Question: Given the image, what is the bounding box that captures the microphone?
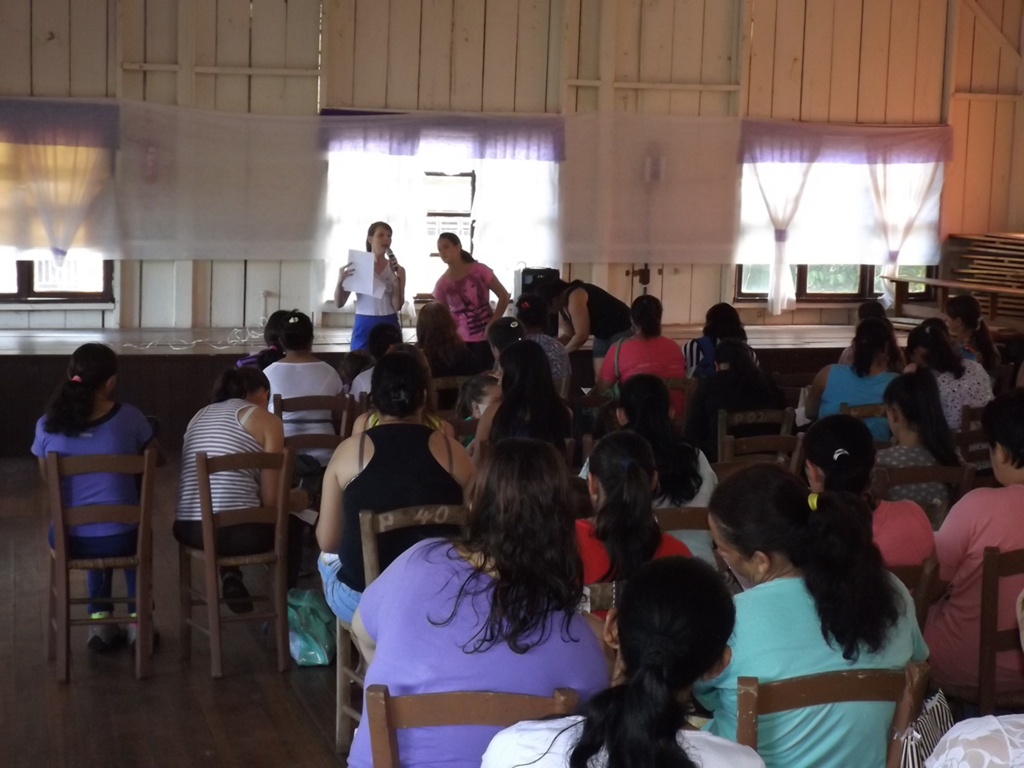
[386,247,399,271]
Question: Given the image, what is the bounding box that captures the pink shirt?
[432,262,495,343]
[925,485,1024,690]
[872,499,935,568]
[598,336,687,412]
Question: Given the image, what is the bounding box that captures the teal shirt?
[694,576,927,768]
[819,364,899,441]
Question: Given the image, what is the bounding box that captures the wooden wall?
[1,0,1022,329]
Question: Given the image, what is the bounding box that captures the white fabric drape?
[750,161,815,314]
[869,161,942,307]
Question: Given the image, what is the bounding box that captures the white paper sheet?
[341,249,375,296]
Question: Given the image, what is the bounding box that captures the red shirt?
[872,499,935,568]
[576,518,691,585]
[598,336,687,413]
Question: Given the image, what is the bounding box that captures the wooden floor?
[0,457,343,768]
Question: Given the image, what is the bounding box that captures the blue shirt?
[32,403,154,538]
[695,576,927,768]
[819,364,898,441]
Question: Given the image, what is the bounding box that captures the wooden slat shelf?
[945,236,1024,321]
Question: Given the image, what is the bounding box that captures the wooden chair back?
[978,547,1024,714]
[878,464,976,507]
[992,363,1015,396]
[772,371,816,409]
[359,505,470,587]
[654,506,710,532]
[736,662,930,768]
[719,433,806,475]
[273,392,356,439]
[584,581,621,613]
[447,417,479,440]
[717,408,795,457]
[366,685,579,768]
[888,555,939,630]
[840,402,889,420]
[433,376,471,411]
[957,404,989,466]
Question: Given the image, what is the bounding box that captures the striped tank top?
[176,399,263,521]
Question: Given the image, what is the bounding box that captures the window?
[0,258,114,302]
[425,171,475,251]
[736,263,934,302]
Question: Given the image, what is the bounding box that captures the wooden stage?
[0,325,879,457]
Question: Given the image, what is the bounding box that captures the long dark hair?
[947,294,999,371]
[211,366,270,403]
[630,295,662,338]
[437,438,582,653]
[618,375,703,505]
[438,231,475,264]
[703,302,747,343]
[709,464,901,661]
[515,292,548,331]
[365,220,392,251]
[715,338,760,376]
[589,432,661,582]
[883,370,960,467]
[416,301,467,372]
[570,557,735,768]
[851,318,897,377]
[44,343,119,436]
[253,309,289,369]
[371,351,428,418]
[805,414,877,497]
[490,340,570,447]
[907,319,965,378]
[280,309,314,351]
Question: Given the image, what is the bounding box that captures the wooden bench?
[882,275,1024,322]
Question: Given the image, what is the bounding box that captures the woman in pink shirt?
[925,391,1024,693]
[593,295,686,413]
[804,415,934,569]
[432,233,511,352]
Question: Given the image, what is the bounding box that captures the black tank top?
[560,281,632,340]
[338,423,464,591]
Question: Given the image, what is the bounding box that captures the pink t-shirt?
[432,262,495,343]
[872,499,935,568]
[925,485,1024,690]
[598,336,686,412]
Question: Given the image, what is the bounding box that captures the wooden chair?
[889,555,940,630]
[719,433,806,475]
[366,685,578,768]
[942,547,1024,715]
[736,662,930,768]
[840,402,889,420]
[433,375,471,411]
[876,464,976,527]
[273,392,356,440]
[956,404,989,466]
[992,363,1015,396]
[335,504,471,753]
[772,371,816,409]
[178,449,294,679]
[654,506,710,532]
[716,407,795,460]
[583,581,621,613]
[46,448,158,682]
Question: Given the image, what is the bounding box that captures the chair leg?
[178,545,192,662]
[336,619,355,754]
[274,559,289,674]
[55,568,70,683]
[135,563,152,680]
[46,554,56,662]
[205,559,223,679]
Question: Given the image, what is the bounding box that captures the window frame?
[0,260,115,304]
[424,170,476,252]
[734,264,937,304]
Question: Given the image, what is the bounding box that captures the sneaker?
[87,614,125,651]
[221,572,254,614]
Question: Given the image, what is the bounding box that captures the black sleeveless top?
[560,281,632,340]
[338,423,464,591]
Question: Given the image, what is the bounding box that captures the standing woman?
[335,221,406,353]
[539,279,633,376]
[432,233,510,361]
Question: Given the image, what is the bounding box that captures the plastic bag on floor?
[287,589,337,666]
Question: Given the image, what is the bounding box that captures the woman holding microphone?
[335,221,407,352]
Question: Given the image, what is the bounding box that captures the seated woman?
[925,391,1024,695]
[805,414,934,568]
[175,367,308,607]
[684,302,756,378]
[579,432,691,594]
[926,714,1024,765]
[683,339,787,462]
[236,308,288,370]
[906,318,993,430]
[482,557,765,768]
[316,352,474,624]
[474,340,572,458]
[880,369,962,520]
[837,300,905,371]
[349,322,403,402]
[806,318,900,441]
[454,373,499,448]
[264,310,343,468]
[486,317,524,363]
[33,343,160,649]
[696,464,927,768]
[946,294,1000,372]
[593,295,686,412]
[346,438,609,768]
[515,293,571,394]
[415,301,485,382]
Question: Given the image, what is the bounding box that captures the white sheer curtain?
[869,161,942,307]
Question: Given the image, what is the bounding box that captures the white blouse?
[354,265,398,317]
[926,715,1024,767]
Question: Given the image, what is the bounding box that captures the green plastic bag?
[287,589,337,666]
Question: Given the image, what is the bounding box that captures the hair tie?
[833,448,850,461]
[288,316,300,324]
[70,375,82,383]
[808,493,819,511]
[520,301,530,308]
[510,320,519,328]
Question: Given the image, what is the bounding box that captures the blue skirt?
[351,313,400,352]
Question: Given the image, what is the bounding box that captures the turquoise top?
[694,576,927,768]
[819,364,898,441]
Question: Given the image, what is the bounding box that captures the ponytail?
[44,343,118,436]
[851,318,894,377]
[439,231,474,263]
[947,294,1000,371]
[589,432,661,581]
[884,370,960,467]
[973,319,1000,371]
[804,414,876,497]
[211,366,270,403]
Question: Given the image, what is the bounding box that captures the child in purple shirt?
[32,344,156,650]
[348,439,609,768]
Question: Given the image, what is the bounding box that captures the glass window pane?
[874,265,927,294]
[806,264,861,294]
[0,259,16,293]
[740,264,798,295]
[33,258,105,293]
[423,174,473,214]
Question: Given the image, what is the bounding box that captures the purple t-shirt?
[349,539,609,768]
[32,403,154,538]
[433,262,495,343]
